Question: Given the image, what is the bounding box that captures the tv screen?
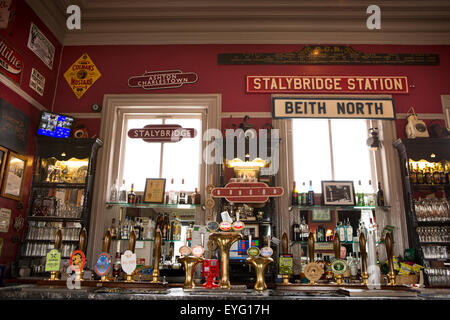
[38,111,74,138]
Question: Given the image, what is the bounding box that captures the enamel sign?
[128,70,198,90]
[63,53,101,99]
[0,36,23,85]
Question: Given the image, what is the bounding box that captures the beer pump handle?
[79,228,87,253]
[103,228,111,253]
[359,232,368,274]
[308,232,315,262]
[281,232,288,256]
[129,229,136,252]
[54,227,62,250]
[385,231,396,284]
[333,232,341,259]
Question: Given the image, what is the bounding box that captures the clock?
[406,113,429,138]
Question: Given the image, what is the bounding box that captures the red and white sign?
[128,124,197,143]
[0,36,23,85]
[121,250,137,275]
[128,69,198,90]
[211,182,284,203]
[69,250,86,273]
[247,75,409,94]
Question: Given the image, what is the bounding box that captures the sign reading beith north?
[273,97,395,120]
[248,76,408,94]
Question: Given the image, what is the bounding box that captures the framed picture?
[143,178,166,203]
[0,146,7,190]
[1,152,27,201]
[311,209,332,222]
[243,223,259,238]
[321,180,356,206]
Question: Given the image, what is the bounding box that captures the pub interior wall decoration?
[0,98,30,155]
[27,22,55,70]
[63,53,102,99]
[1,151,27,201]
[0,145,7,189]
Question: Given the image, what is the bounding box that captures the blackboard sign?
[0,98,29,154]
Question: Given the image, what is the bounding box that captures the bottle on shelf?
[110,179,118,202]
[366,180,376,206]
[432,163,441,184]
[118,179,127,203]
[179,179,186,204]
[300,182,307,206]
[346,218,353,244]
[291,181,298,206]
[292,216,300,242]
[168,178,176,204]
[424,164,433,184]
[307,180,315,206]
[356,180,365,206]
[376,182,385,207]
[113,250,121,279]
[134,218,141,240]
[300,216,309,242]
[316,225,325,242]
[417,164,424,184]
[439,163,447,185]
[191,187,201,204]
[110,218,117,240]
[127,183,136,204]
[409,163,417,184]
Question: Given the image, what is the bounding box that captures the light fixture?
[366,128,381,151]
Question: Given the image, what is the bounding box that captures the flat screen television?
[37,111,74,138]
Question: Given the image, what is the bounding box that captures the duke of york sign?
[128,69,198,90]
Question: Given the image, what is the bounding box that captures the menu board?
[0,98,29,154]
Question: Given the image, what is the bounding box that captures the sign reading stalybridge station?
[247,76,408,94]
[272,97,396,120]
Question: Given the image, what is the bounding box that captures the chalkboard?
[0,98,29,154]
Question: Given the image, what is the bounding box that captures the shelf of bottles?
[105,202,200,210]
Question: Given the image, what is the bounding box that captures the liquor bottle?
[346,218,353,244]
[366,180,376,206]
[416,164,424,184]
[113,251,121,279]
[349,253,359,280]
[110,218,117,240]
[316,225,325,242]
[433,164,441,184]
[425,164,433,184]
[339,221,346,244]
[357,180,365,206]
[300,182,307,206]
[291,181,298,206]
[110,179,118,202]
[191,188,201,204]
[179,179,186,204]
[119,179,127,202]
[446,163,450,185]
[301,216,309,242]
[409,163,417,184]
[134,218,141,240]
[292,217,300,242]
[169,178,176,204]
[127,183,136,204]
[439,163,446,185]
[376,182,385,207]
[307,180,315,206]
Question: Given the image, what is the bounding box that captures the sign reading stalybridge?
[128,124,197,143]
[128,70,198,90]
[248,76,408,94]
[273,97,396,120]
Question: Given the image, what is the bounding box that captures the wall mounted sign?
[127,69,198,90]
[70,250,86,273]
[27,23,55,70]
[247,76,408,94]
[45,249,61,272]
[0,0,12,29]
[29,68,45,96]
[0,36,23,85]
[219,45,439,65]
[94,252,111,277]
[0,208,11,233]
[211,182,284,204]
[63,53,102,99]
[0,98,29,154]
[128,124,197,143]
[273,97,395,120]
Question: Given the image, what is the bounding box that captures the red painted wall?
[0,0,62,269]
[52,44,450,138]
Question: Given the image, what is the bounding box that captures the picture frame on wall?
[311,209,332,222]
[321,180,356,206]
[143,178,166,203]
[243,223,259,238]
[0,146,7,190]
[1,152,27,201]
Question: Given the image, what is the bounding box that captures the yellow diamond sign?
[64,53,101,99]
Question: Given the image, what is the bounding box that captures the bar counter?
[1,283,449,300]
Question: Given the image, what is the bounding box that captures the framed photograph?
[311,209,332,222]
[1,152,27,201]
[143,178,166,203]
[243,223,259,238]
[321,180,356,206]
[0,146,7,190]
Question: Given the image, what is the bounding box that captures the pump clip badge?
[94,252,111,277]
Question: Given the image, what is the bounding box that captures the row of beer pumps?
[46,215,396,289]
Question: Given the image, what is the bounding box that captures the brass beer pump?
[100,228,112,282]
[151,229,162,283]
[178,233,205,289]
[75,228,87,282]
[385,232,396,286]
[359,232,369,285]
[125,230,136,282]
[48,227,62,281]
[209,231,243,289]
[246,255,273,291]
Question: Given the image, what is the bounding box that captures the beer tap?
[151,229,162,283]
[359,232,369,285]
[48,227,62,281]
[178,233,205,289]
[280,232,291,285]
[332,232,347,285]
[385,232,396,285]
[308,232,315,263]
[77,228,87,281]
[100,228,111,282]
[303,232,323,285]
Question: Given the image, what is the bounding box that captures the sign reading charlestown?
[247,76,408,94]
[128,124,197,143]
[128,70,198,90]
[0,36,23,85]
[272,97,396,120]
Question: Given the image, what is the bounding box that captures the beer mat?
[338,288,417,297]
